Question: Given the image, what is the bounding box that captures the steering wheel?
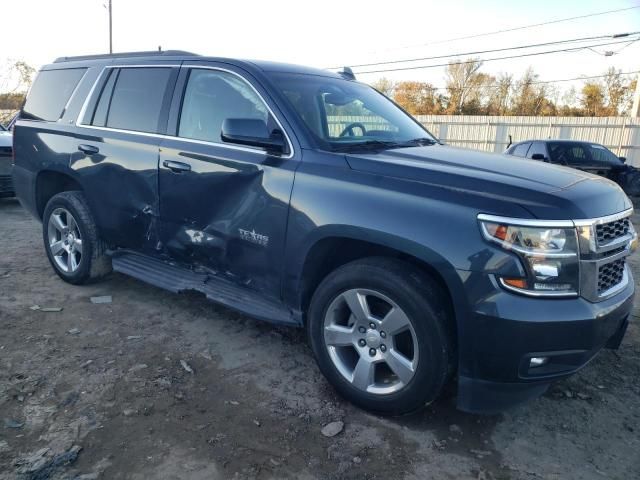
[339,122,367,138]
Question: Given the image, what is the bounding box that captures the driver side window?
[179,69,270,144]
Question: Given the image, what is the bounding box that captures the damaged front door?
[158,65,299,298]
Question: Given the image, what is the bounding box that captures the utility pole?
[632,71,640,117]
[108,0,113,54]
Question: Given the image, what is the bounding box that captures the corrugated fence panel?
[416,115,640,166]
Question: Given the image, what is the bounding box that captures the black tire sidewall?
[308,258,450,415]
[42,192,94,285]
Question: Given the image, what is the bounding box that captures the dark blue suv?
[12,51,637,414]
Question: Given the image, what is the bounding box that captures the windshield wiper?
[397,137,438,147]
[330,140,400,152]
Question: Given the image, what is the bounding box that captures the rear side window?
[510,143,531,157]
[22,68,86,121]
[94,67,173,133]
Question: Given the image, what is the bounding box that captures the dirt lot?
[1,197,639,480]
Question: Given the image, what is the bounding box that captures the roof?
[51,50,342,78]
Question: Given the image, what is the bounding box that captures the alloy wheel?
[47,207,83,273]
[323,288,419,395]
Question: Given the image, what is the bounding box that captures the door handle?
[163,160,192,173]
[78,144,99,155]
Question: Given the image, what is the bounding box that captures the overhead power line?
[360,5,640,56]
[327,32,639,70]
[422,71,640,92]
[354,38,640,75]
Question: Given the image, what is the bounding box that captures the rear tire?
[308,257,452,416]
[42,191,112,285]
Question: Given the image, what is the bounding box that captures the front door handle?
[163,160,192,173]
[78,144,99,155]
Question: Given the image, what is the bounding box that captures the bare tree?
[444,58,485,114]
[370,77,396,98]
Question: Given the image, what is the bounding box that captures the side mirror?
[221,118,286,155]
[531,153,546,161]
[619,156,627,164]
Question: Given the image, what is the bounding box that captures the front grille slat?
[597,258,625,294]
[596,218,630,245]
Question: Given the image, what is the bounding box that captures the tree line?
[371,59,637,117]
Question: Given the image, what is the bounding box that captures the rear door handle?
[163,160,192,173]
[78,144,99,155]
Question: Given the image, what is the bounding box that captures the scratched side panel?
[158,139,297,297]
[70,129,161,251]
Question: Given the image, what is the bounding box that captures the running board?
[111,251,298,326]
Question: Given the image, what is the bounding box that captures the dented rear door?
[157,63,300,298]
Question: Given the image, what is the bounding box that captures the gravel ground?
[1,196,639,480]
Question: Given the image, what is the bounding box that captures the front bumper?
[456,269,634,414]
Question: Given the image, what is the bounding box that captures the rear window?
[100,68,173,133]
[22,68,86,121]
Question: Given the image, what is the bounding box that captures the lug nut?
[358,339,366,347]
[380,331,386,338]
[380,344,387,352]
[369,322,376,329]
[358,326,366,334]
[369,348,376,357]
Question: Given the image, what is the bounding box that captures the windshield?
[269,73,436,151]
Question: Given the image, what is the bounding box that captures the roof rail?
[53,50,199,63]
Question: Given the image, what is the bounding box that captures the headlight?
[479,217,579,297]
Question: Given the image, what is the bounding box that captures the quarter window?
[178,69,270,145]
[511,143,531,157]
[98,67,173,133]
[22,68,87,121]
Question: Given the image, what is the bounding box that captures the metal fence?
[416,115,640,166]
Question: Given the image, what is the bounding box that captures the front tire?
[42,191,112,285]
[308,257,452,415]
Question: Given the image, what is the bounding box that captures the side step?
[111,251,298,326]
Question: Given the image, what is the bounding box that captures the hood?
[345,144,631,220]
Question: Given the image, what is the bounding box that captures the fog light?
[529,356,549,367]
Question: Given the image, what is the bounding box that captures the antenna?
[338,66,356,80]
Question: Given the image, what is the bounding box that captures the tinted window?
[91,69,118,127]
[526,142,547,160]
[587,144,622,166]
[548,143,588,166]
[179,69,269,144]
[22,68,86,121]
[106,68,172,133]
[511,143,531,157]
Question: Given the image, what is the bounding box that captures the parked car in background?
[505,140,640,196]
[0,122,14,197]
[12,51,637,415]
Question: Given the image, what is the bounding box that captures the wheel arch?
[35,169,83,219]
[294,229,467,352]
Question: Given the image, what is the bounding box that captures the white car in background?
[0,122,14,197]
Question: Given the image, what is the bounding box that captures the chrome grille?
[597,258,626,294]
[596,218,630,245]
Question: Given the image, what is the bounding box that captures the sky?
[1,0,639,95]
